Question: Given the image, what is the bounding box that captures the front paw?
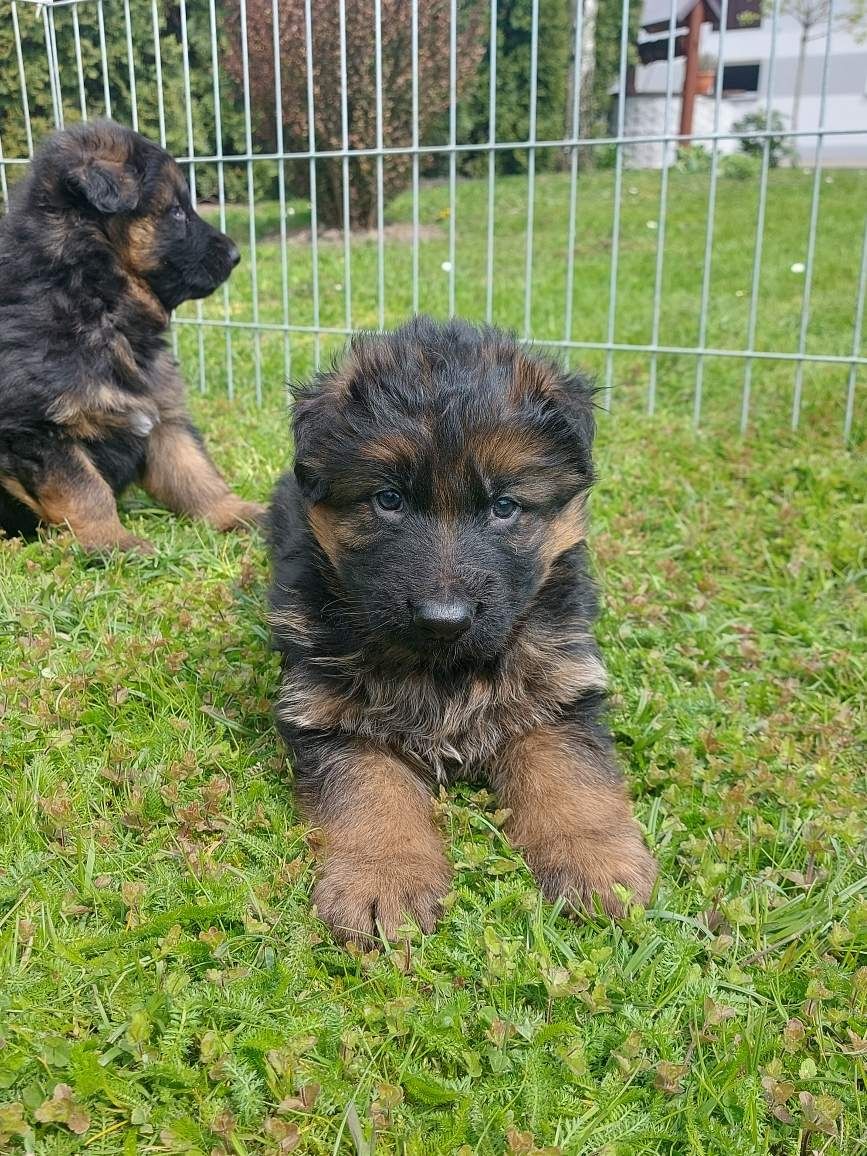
[312,850,451,945]
[524,829,657,917]
[208,498,267,532]
[77,531,156,555]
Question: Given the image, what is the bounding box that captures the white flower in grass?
[441,260,453,273]
[646,220,658,230]
[790,262,805,274]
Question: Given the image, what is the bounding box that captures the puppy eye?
[491,496,520,520]
[170,203,186,221]
[374,489,404,514]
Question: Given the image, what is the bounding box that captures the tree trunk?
[792,22,808,135]
[578,0,597,163]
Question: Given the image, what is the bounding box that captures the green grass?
[185,166,867,440]
[1,168,866,1154]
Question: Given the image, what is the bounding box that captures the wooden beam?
[679,0,704,140]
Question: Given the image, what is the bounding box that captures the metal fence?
[1,0,864,439]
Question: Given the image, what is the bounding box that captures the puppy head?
[292,317,596,667]
[30,120,240,311]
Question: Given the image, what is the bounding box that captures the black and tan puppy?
[0,120,264,551]
[269,317,657,944]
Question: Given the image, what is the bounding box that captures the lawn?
[1,167,866,1155]
[180,165,867,439]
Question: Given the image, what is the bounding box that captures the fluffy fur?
[0,120,264,551]
[269,317,656,944]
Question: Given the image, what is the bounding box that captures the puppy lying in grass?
[269,317,656,944]
[0,120,264,551]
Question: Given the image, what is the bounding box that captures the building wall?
[623,93,741,167]
[634,1,867,165]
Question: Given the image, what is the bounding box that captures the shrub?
[222,0,485,229]
[733,109,795,168]
[0,0,252,202]
[720,152,762,180]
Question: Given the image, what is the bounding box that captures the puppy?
[0,120,264,551]
[269,317,657,944]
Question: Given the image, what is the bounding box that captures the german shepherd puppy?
[0,120,264,551]
[269,317,657,944]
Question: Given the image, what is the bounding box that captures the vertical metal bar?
[563,0,583,345]
[238,0,264,399]
[374,0,385,330]
[304,0,321,367]
[96,0,112,119]
[151,0,167,147]
[844,218,867,444]
[11,2,34,156]
[522,0,540,339]
[43,5,62,129]
[447,0,457,317]
[410,0,420,316]
[485,0,498,324]
[207,0,235,399]
[693,0,728,427]
[741,0,780,434]
[179,0,206,394]
[792,0,835,431]
[271,0,292,379]
[646,0,678,415]
[603,0,631,406]
[338,0,353,329]
[123,0,139,132]
[71,3,88,121]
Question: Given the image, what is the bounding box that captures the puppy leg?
[492,726,656,916]
[141,421,265,531]
[3,445,152,553]
[297,741,451,945]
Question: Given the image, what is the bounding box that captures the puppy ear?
[65,159,140,214]
[293,459,328,503]
[560,371,597,450]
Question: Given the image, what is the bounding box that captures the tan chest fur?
[277,627,607,783]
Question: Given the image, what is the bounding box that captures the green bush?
[459,0,572,177]
[674,144,711,173]
[720,151,762,180]
[0,0,254,202]
[733,109,795,168]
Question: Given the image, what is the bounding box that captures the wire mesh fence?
[1,0,864,439]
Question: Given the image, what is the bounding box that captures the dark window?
[723,63,760,93]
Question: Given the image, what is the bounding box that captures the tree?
[782,0,831,133]
[223,0,485,228]
[461,0,573,176]
[586,0,642,141]
[0,0,250,201]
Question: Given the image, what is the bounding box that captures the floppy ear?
[291,390,330,503]
[293,459,328,503]
[560,371,597,451]
[65,159,140,214]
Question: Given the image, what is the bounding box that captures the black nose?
[412,599,474,641]
[227,242,241,269]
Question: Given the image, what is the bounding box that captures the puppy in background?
[0,120,264,552]
[269,317,656,945]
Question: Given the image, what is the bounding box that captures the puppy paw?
[312,851,451,945]
[78,532,156,555]
[525,829,656,917]
[207,498,267,532]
